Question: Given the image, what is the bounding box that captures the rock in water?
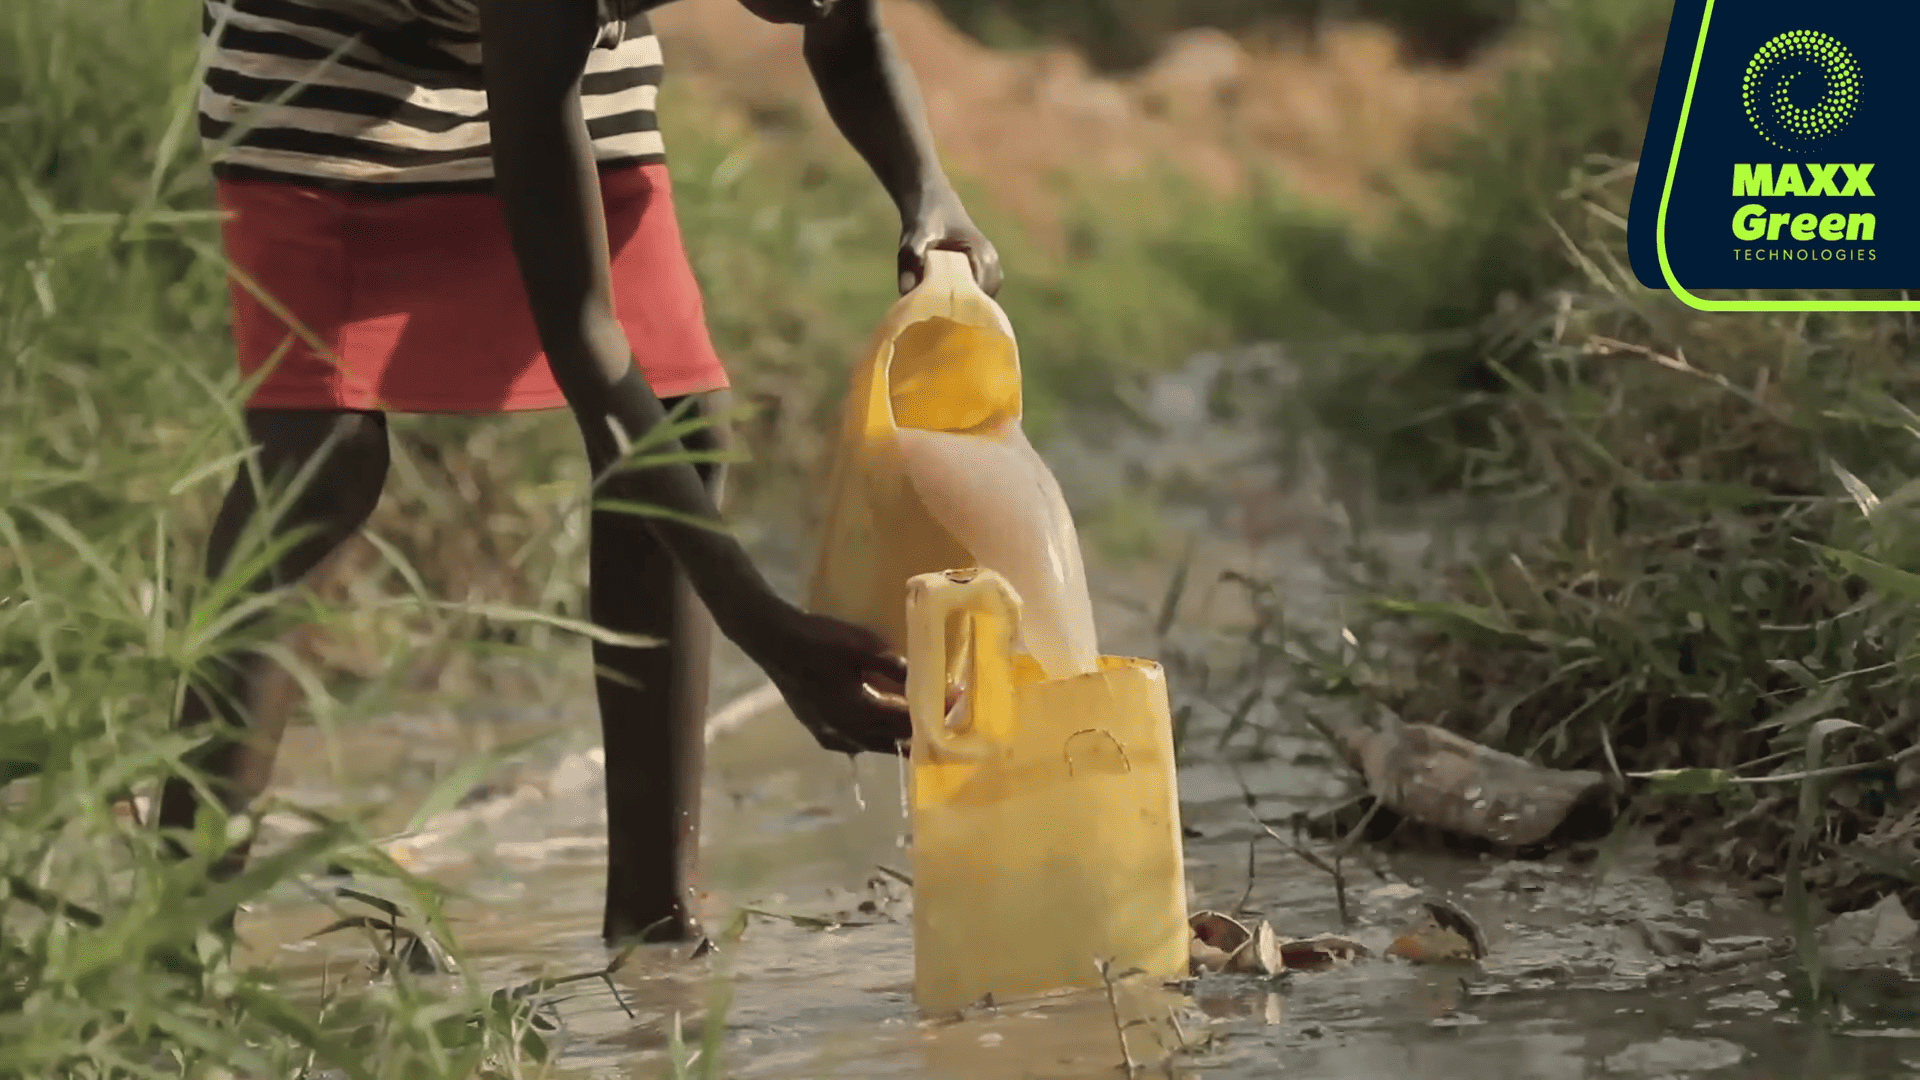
[1334,715,1611,847]
[1820,892,1918,971]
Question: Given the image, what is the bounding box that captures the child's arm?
[476,0,910,755]
[795,0,1002,295]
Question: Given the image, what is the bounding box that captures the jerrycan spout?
[817,246,1099,678]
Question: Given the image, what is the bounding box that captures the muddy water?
[252,710,1920,1080]
[248,348,1920,1079]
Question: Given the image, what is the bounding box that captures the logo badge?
[1628,2,1919,311]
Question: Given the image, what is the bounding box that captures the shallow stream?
[243,349,1920,1079]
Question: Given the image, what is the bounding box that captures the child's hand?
[733,601,913,755]
[900,190,1002,297]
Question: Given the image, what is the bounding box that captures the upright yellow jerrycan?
[903,567,1191,1014]
[807,249,1097,679]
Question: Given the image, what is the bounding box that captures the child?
[163,0,1001,945]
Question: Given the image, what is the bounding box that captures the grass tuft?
[1179,0,1920,917]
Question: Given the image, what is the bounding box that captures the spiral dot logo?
[1743,31,1862,152]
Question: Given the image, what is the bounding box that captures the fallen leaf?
[1423,898,1489,957]
[1189,910,1250,954]
[1276,934,1370,971]
[1187,910,1284,977]
[1386,899,1488,964]
[1227,919,1284,977]
[1390,914,1474,957]
[1189,936,1235,974]
[1387,928,1472,963]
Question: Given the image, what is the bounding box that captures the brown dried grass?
[651,1,1517,237]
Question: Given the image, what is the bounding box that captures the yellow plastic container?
[806,249,1097,679]
[904,568,1191,1014]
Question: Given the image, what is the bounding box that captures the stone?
[1821,892,1919,971]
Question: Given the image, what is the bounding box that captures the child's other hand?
[899,191,1002,297]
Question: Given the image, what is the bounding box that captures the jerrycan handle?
[917,247,981,297]
[904,568,1021,764]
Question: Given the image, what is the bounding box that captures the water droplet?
[848,754,866,812]
[897,744,911,819]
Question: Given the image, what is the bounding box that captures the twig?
[1245,815,1334,875]
[601,971,635,1020]
[1095,957,1140,1076]
[1630,741,1920,787]
[1586,335,1787,420]
[1235,839,1257,916]
[1323,795,1398,889]
[1245,805,1349,926]
[1330,854,1349,928]
[1235,770,1370,928]
[1336,799,1384,853]
[1597,716,1625,786]
[1330,852,1354,929]
[1165,1005,1195,1075]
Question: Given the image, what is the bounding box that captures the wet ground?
[246,707,1920,1080]
[243,349,1920,1079]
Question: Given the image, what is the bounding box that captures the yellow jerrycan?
[806,249,1097,678]
[903,567,1191,1014]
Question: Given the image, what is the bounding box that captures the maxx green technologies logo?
[1741,30,1862,152]
[1626,0,1920,313]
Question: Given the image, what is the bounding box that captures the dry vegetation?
[654,0,1514,234]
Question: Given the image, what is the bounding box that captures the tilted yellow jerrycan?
[807,249,1097,678]
[904,567,1191,1014]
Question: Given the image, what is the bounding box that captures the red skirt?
[216,163,729,414]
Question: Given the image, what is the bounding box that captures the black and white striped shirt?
[200,0,668,194]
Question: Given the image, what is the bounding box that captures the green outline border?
[1655,0,1917,310]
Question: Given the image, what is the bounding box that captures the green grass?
[1184,0,1920,917]
[0,1,722,1066]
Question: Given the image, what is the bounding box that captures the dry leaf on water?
[1276,934,1371,971]
[1243,919,1283,977]
[1386,899,1488,964]
[1191,912,1382,975]
[1187,911,1284,977]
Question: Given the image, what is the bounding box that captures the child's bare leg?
[587,392,728,944]
[157,409,390,878]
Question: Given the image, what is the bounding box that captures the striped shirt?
[199,0,667,195]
